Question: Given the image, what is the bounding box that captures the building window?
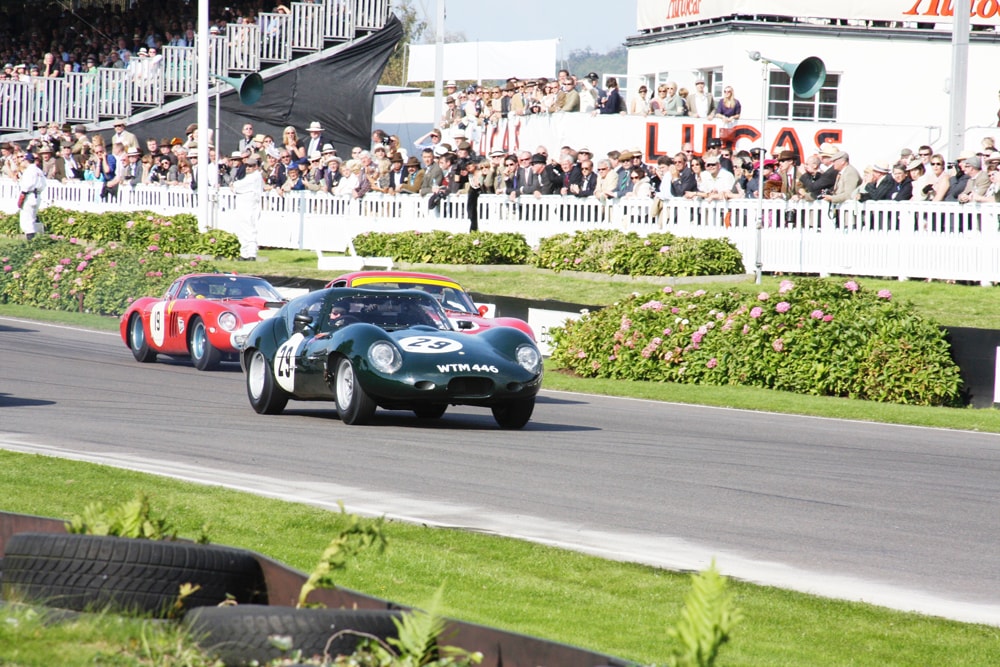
[766,71,839,122]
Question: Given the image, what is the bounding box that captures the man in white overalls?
[18,152,46,240]
[231,155,263,261]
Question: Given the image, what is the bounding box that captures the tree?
[379,0,428,86]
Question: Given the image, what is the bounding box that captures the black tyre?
[334,357,376,425]
[413,404,447,419]
[246,349,288,414]
[491,398,535,429]
[183,605,403,667]
[189,316,222,371]
[128,313,157,363]
[0,533,267,617]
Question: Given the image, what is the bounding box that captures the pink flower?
[659,245,670,253]
[749,306,763,318]
[778,279,795,294]
[54,265,64,273]
[844,280,859,292]
[772,338,785,352]
[662,286,673,293]
[641,300,664,311]
[76,262,87,272]
[877,289,892,300]
[50,293,60,300]
[742,324,750,335]
[706,358,718,369]
[147,245,159,252]
[573,258,582,264]
[2,265,11,272]
[69,237,79,244]
[643,239,651,246]
[109,261,117,268]
[822,314,834,322]
[671,306,680,314]
[757,292,770,301]
[67,217,75,224]
[662,327,672,335]
[472,238,481,246]
[60,258,72,265]
[691,331,704,344]
[126,220,135,228]
[619,316,632,331]
[775,301,791,313]
[693,289,706,297]
[209,238,217,244]
[810,309,824,319]
[575,350,586,359]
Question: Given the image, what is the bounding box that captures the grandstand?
[0,0,400,154]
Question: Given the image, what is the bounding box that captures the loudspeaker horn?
[771,56,826,99]
[215,73,264,105]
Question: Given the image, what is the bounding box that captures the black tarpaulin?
[128,15,403,157]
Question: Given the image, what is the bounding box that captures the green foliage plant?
[661,561,741,667]
[298,504,389,608]
[352,231,531,265]
[65,492,180,540]
[533,230,745,277]
[1,207,240,259]
[331,586,483,667]
[0,236,219,316]
[550,278,963,406]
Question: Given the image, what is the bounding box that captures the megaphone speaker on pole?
[749,53,826,99]
[214,73,264,105]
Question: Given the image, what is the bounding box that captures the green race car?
[240,287,543,429]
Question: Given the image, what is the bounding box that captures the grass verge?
[1,451,998,666]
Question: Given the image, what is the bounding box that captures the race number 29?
[397,336,464,354]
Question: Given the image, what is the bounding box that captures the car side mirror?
[457,320,474,330]
[478,305,489,317]
[293,311,314,333]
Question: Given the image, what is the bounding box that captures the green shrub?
[352,230,531,264]
[0,237,218,316]
[2,208,240,259]
[534,230,745,277]
[550,278,963,407]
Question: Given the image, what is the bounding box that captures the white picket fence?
[3,180,999,284]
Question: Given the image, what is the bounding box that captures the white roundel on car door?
[150,302,168,347]
[397,336,464,354]
[274,333,306,392]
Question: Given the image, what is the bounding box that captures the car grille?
[447,376,494,397]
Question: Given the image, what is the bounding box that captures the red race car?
[120,273,286,370]
[325,271,534,339]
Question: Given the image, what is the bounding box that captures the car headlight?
[515,344,542,375]
[217,311,239,332]
[369,341,402,374]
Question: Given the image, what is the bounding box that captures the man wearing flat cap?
[820,151,861,204]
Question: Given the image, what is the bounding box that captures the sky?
[411,0,638,56]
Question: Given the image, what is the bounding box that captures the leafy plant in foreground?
[64,491,209,542]
[661,561,742,667]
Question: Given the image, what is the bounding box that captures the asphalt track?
[2,316,999,626]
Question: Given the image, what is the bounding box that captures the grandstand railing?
[0,0,390,132]
[2,180,998,284]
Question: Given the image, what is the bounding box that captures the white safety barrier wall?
[290,3,325,51]
[96,68,131,119]
[65,72,99,123]
[3,181,1000,284]
[354,0,389,30]
[324,0,356,41]
[0,82,33,132]
[227,23,262,74]
[163,46,196,96]
[129,59,165,107]
[259,13,292,63]
[29,78,68,128]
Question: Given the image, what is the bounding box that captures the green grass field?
[2,247,999,664]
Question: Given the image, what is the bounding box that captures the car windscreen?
[351,280,478,314]
[185,275,284,301]
[321,292,451,332]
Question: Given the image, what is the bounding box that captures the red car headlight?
[217,311,239,332]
